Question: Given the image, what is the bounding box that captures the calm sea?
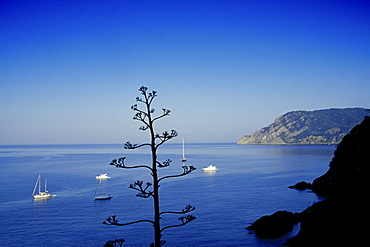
[0,143,335,246]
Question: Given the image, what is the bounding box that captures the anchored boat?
[96,173,111,179]
[94,195,113,200]
[32,174,54,199]
[94,179,112,200]
[202,164,218,171]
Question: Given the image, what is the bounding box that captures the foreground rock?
[311,116,370,199]
[285,116,370,246]
[284,199,367,246]
[288,181,312,190]
[237,108,370,144]
[247,116,370,246]
[246,211,300,239]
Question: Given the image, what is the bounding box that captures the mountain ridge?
[237,108,370,145]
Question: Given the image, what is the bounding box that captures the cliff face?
[247,117,370,246]
[311,115,370,199]
[284,116,370,246]
[238,108,370,145]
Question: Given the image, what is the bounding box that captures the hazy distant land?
[238,108,370,145]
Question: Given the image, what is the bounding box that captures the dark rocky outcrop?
[284,199,367,247]
[238,108,370,145]
[247,116,370,246]
[288,181,312,190]
[311,116,370,199]
[246,211,300,239]
[284,116,370,246]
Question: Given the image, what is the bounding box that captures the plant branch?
[159,204,196,216]
[137,86,157,106]
[103,215,154,226]
[131,109,151,131]
[148,92,156,105]
[158,165,196,182]
[152,108,171,122]
[124,142,151,150]
[131,104,147,115]
[157,159,172,168]
[104,238,126,247]
[160,215,196,233]
[129,180,154,198]
[155,130,178,149]
[110,157,152,171]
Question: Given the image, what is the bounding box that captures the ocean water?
[0,143,335,246]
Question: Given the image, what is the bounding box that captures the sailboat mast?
[38,176,41,194]
[32,174,40,195]
[182,138,187,162]
[182,138,185,159]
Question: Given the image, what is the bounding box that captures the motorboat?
[96,173,111,179]
[202,164,218,171]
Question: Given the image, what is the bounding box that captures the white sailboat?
[94,180,112,200]
[181,138,187,162]
[32,174,53,199]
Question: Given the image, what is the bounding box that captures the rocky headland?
[246,116,370,246]
[238,108,370,145]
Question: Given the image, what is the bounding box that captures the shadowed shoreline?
[247,116,370,246]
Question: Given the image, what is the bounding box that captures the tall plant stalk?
[104,86,196,246]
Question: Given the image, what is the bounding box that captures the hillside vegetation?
[238,108,370,145]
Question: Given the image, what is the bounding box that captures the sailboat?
[32,174,53,199]
[94,180,112,200]
[181,138,187,162]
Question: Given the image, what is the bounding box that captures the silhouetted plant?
[104,238,125,247]
[104,86,196,246]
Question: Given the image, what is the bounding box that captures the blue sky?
[1,0,369,144]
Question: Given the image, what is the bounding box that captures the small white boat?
[32,174,54,199]
[96,173,111,179]
[202,164,218,171]
[94,195,113,200]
